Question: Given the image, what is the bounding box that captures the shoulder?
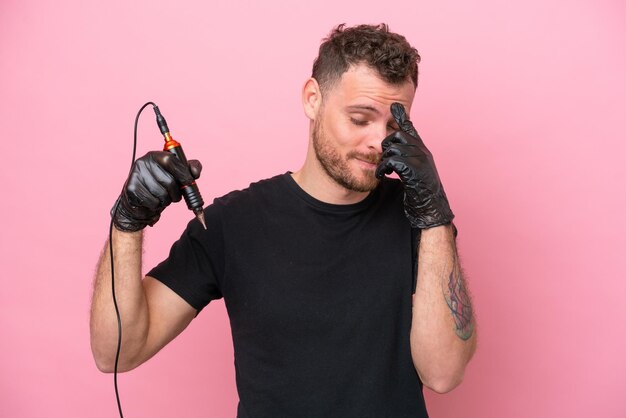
[213,173,288,209]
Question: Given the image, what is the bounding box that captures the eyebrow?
[346,105,382,114]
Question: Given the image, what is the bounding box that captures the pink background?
[1,0,624,417]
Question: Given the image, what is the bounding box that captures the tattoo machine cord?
[109,102,206,418]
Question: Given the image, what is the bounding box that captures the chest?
[219,205,416,339]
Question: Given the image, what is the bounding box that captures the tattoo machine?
[153,105,207,229]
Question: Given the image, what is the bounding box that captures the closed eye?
[350,118,368,126]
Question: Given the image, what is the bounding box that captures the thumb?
[390,102,418,137]
[188,159,202,180]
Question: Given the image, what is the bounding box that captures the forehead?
[324,64,415,113]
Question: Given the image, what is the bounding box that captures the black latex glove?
[111,151,202,232]
[375,103,454,229]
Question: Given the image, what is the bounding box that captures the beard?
[312,119,381,193]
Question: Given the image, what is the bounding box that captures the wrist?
[112,223,145,236]
[111,196,159,232]
[110,226,144,247]
[417,223,457,253]
[420,222,456,238]
[404,188,454,229]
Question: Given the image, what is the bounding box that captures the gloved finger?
[121,198,161,222]
[125,174,164,210]
[382,147,401,158]
[116,195,162,226]
[134,156,182,204]
[382,143,422,159]
[381,131,410,151]
[188,159,202,180]
[375,158,395,179]
[147,161,183,203]
[377,155,418,185]
[390,103,428,150]
[381,137,390,153]
[151,151,195,186]
[390,103,419,137]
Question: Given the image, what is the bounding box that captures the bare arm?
[410,224,477,393]
[91,148,205,372]
[90,228,196,372]
[376,103,476,393]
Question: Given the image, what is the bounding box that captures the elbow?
[90,338,116,373]
[92,349,118,373]
[91,346,138,374]
[94,357,115,374]
[91,346,115,373]
[415,332,478,394]
[93,355,138,374]
[416,356,471,394]
[421,372,464,394]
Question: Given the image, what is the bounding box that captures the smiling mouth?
[353,158,380,170]
[350,153,381,166]
[358,159,377,165]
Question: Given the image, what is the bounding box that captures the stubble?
[312,119,380,193]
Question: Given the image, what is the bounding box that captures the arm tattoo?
[444,260,474,341]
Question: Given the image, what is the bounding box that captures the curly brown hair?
[312,23,421,93]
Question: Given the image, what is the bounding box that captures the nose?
[364,123,387,154]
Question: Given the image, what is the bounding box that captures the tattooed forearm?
[443,261,474,340]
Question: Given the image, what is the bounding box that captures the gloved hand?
[375,103,454,229]
[111,151,202,232]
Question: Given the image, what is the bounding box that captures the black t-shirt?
[149,173,428,417]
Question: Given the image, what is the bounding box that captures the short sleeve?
[147,203,225,313]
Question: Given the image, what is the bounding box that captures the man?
[91,24,477,417]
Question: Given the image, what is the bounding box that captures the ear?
[302,77,322,120]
